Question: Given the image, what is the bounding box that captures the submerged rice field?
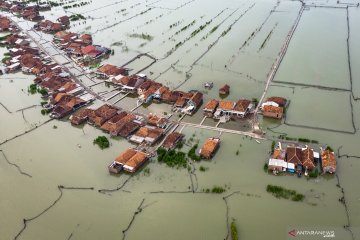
[1,0,360,239]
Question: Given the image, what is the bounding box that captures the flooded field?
[1,0,360,239]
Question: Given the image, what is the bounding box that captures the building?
[109,148,149,173]
[214,100,235,119]
[70,108,94,125]
[262,105,284,119]
[147,114,168,128]
[182,91,203,115]
[161,132,184,150]
[57,16,70,26]
[88,104,118,127]
[321,149,336,174]
[199,137,220,159]
[100,112,127,133]
[268,158,287,172]
[286,146,302,167]
[129,126,164,145]
[219,84,230,95]
[203,99,219,117]
[109,113,136,136]
[232,99,252,118]
[301,147,316,171]
[95,64,127,79]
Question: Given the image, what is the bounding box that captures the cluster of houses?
[203,98,253,120]
[260,96,287,119]
[0,0,49,22]
[93,67,204,115]
[34,16,70,33]
[268,142,337,176]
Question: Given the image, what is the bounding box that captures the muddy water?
[1,0,360,239]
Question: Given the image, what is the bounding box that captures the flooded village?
[1,0,360,239]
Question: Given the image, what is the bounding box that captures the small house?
[57,16,70,26]
[95,64,127,79]
[219,84,230,95]
[203,99,219,117]
[268,158,287,172]
[161,132,184,150]
[70,108,94,125]
[129,126,164,145]
[199,137,220,159]
[301,147,316,171]
[321,149,336,174]
[262,105,284,119]
[232,99,252,118]
[286,146,302,167]
[182,91,203,115]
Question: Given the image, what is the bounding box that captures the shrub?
[93,136,110,149]
[231,220,238,240]
[199,166,208,172]
[271,141,275,153]
[266,184,304,202]
[157,147,187,168]
[211,186,225,193]
[188,144,201,161]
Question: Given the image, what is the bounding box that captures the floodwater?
[1,0,360,239]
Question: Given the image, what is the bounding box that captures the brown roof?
[94,104,118,119]
[124,151,148,169]
[273,148,285,160]
[219,84,230,94]
[266,97,287,107]
[148,114,168,127]
[71,108,93,125]
[109,113,136,136]
[118,121,140,137]
[263,105,283,114]
[218,100,234,110]
[203,99,219,110]
[234,99,251,112]
[189,91,203,106]
[135,127,164,139]
[321,150,336,173]
[302,147,315,170]
[115,148,137,164]
[174,97,186,107]
[286,147,302,166]
[162,132,184,150]
[100,112,127,132]
[200,138,220,159]
[97,64,126,76]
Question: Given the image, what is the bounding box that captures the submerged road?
[255,2,305,114]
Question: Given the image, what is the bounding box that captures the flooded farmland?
[1,0,360,239]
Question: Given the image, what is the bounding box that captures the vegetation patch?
[188,144,201,161]
[93,136,110,149]
[266,184,304,202]
[199,166,208,172]
[128,33,153,41]
[70,14,86,21]
[157,147,187,168]
[231,220,238,240]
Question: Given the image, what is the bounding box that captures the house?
[100,111,127,133]
[161,132,184,150]
[109,148,149,173]
[214,100,235,119]
[129,126,164,145]
[199,137,220,159]
[88,104,118,127]
[109,148,137,174]
[117,121,141,138]
[301,147,316,171]
[182,91,203,115]
[109,113,136,136]
[57,16,70,26]
[95,64,127,79]
[147,114,168,128]
[321,149,336,174]
[50,96,86,119]
[219,84,230,95]
[0,16,11,31]
[153,86,169,102]
[76,34,92,45]
[232,99,252,118]
[268,158,287,172]
[203,99,219,117]
[123,150,149,173]
[262,105,284,119]
[53,31,78,44]
[139,82,163,103]
[81,45,110,61]
[286,146,302,167]
[162,90,191,104]
[70,108,94,125]
[265,96,287,107]
[273,147,286,160]
[112,75,145,92]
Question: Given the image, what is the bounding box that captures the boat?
[204,82,213,89]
